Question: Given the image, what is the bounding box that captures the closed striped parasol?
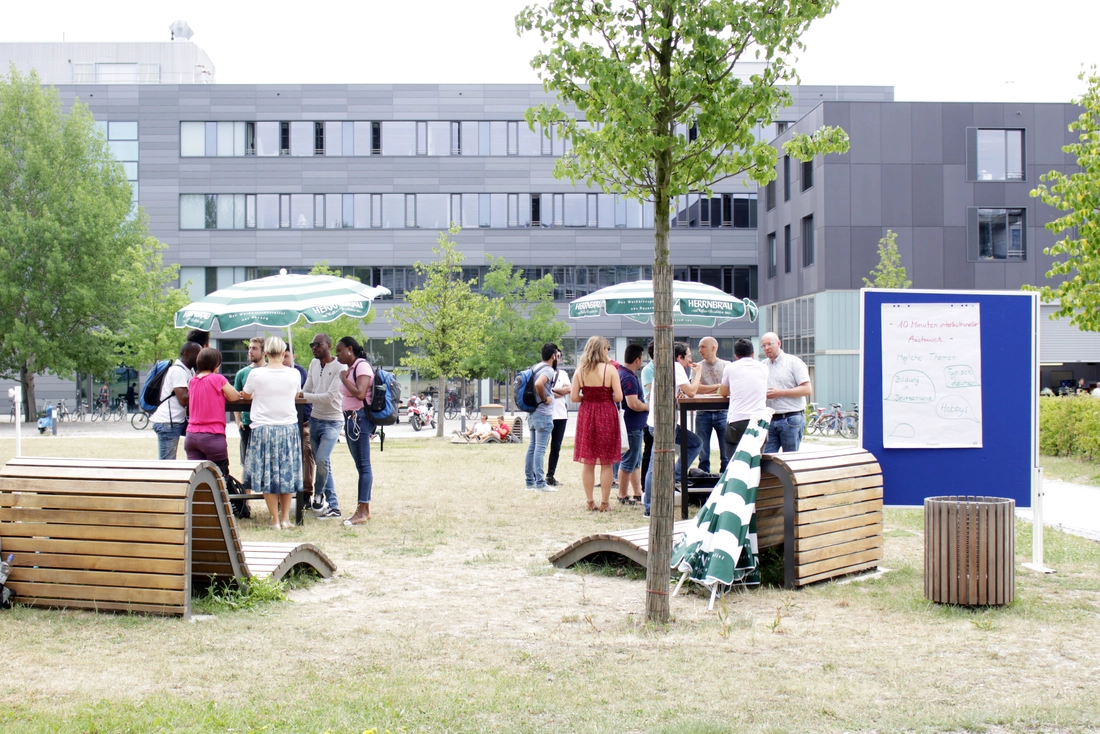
[568,280,757,327]
[174,273,391,332]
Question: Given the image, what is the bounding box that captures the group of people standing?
[149,329,377,529]
[523,332,811,516]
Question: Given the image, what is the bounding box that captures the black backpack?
[224,474,252,520]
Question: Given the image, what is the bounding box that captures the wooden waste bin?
[924,495,1015,606]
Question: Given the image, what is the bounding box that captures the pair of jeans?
[153,421,187,460]
[344,409,373,503]
[643,425,703,514]
[525,412,554,488]
[620,428,644,473]
[546,418,568,479]
[764,412,805,453]
[695,410,729,474]
[310,417,342,511]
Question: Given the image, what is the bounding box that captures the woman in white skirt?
[240,336,303,529]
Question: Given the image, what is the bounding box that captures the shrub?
[1039,395,1100,459]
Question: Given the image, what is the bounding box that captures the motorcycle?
[407,400,436,432]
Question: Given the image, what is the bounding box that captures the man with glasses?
[642,341,703,517]
[299,333,344,519]
[760,332,812,453]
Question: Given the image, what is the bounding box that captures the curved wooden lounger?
[549,521,694,569]
[0,457,337,619]
[241,541,335,581]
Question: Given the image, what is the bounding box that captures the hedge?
[1040,395,1100,459]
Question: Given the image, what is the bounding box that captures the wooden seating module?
[0,458,335,619]
[549,521,694,568]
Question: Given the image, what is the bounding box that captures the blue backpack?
[366,365,401,427]
[138,360,176,412]
[513,365,550,413]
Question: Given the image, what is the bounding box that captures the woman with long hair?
[239,336,302,529]
[336,336,374,525]
[570,335,624,511]
[184,347,240,479]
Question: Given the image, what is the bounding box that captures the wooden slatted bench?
[0,458,336,619]
[550,447,883,589]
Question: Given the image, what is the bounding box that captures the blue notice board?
[860,290,1037,507]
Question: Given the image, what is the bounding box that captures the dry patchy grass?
[0,436,1098,733]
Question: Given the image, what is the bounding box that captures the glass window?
[490,194,507,228]
[217,122,234,157]
[802,159,813,191]
[217,194,235,229]
[371,195,382,227]
[405,194,416,227]
[180,195,205,229]
[382,122,416,156]
[205,122,217,157]
[427,122,450,156]
[121,161,138,180]
[783,155,791,201]
[783,225,791,274]
[108,121,137,140]
[246,195,256,228]
[280,195,290,228]
[256,195,280,229]
[478,194,491,228]
[325,122,343,156]
[234,122,246,156]
[180,122,205,157]
[255,122,280,157]
[553,194,565,226]
[204,195,217,229]
[354,194,370,228]
[765,180,776,211]
[340,194,353,228]
[972,128,1026,182]
[490,122,507,156]
[507,121,519,155]
[290,194,312,228]
[416,122,427,155]
[563,194,587,227]
[416,194,450,228]
[462,122,479,155]
[975,208,1026,260]
[381,194,404,228]
[354,121,372,156]
[314,195,325,228]
[462,194,479,228]
[767,233,777,278]
[343,122,354,156]
[451,195,462,226]
[511,194,531,227]
[290,122,313,156]
[801,215,815,267]
[109,140,139,162]
[451,122,461,155]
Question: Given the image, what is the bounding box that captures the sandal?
[598,502,610,512]
[342,516,369,526]
[618,496,630,505]
[586,500,598,512]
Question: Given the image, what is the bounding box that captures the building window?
[968,207,1026,261]
[767,232,777,279]
[783,224,791,274]
[765,180,776,211]
[802,159,813,191]
[801,215,815,267]
[766,296,815,366]
[968,128,1025,182]
[783,155,791,202]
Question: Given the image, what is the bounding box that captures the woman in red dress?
[571,335,624,511]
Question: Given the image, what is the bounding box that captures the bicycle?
[841,403,860,439]
[55,399,70,422]
[443,392,461,420]
[73,401,89,421]
[804,402,825,435]
[817,403,846,436]
[131,410,151,430]
[91,400,111,422]
[112,400,128,422]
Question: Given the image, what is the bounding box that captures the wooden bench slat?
[0,477,187,497]
[1,466,197,483]
[795,536,884,565]
[796,560,881,586]
[796,485,883,512]
[10,566,187,591]
[795,546,883,578]
[795,522,884,552]
[0,493,186,514]
[0,522,185,544]
[0,507,186,530]
[4,552,186,575]
[790,463,883,490]
[0,536,187,560]
[14,597,187,616]
[795,510,883,539]
[5,580,186,605]
[795,499,884,525]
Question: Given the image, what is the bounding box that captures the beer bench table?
[552,444,884,589]
[0,457,336,619]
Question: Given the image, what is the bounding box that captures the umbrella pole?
[708,584,720,611]
[672,571,689,598]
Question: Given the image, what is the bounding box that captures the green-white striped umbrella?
[174,273,391,332]
[670,408,774,599]
[568,280,758,327]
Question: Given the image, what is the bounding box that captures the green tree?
[1030,68,1100,331]
[289,261,376,367]
[862,230,912,289]
[517,0,849,622]
[462,255,569,386]
[115,238,193,368]
[0,67,177,419]
[388,226,489,436]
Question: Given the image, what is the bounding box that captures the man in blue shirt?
[617,343,649,504]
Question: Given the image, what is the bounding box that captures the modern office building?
[758,100,1100,407]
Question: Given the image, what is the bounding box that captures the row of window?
[227,264,758,301]
[179,192,758,231]
[766,216,815,278]
[180,120,566,158]
[765,157,814,211]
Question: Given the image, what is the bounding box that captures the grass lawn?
[0,435,1098,733]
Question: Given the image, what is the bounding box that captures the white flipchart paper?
[881,303,983,449]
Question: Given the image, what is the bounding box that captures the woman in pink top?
[336,336,373,526]
[184,348,241,480]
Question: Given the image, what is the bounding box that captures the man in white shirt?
[761,331,812,453]
[152,341,201,460]
[642,341,704,517]
[300,333,344,519]
[719,338,769,456]
[544,349,572,487]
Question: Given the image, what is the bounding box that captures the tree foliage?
[289,261,376,367]
[115,239,193,368]
[1030,68,1100,331]
[517,0,848,622]
[462,255,569,382]
[0,66,177,418]
[388,226,489,436]
[863,230,911,289]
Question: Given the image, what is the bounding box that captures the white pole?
[8,386,21,458]
[1023,466,1055,574]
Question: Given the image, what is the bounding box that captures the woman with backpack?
[336,336,374,525]
[183,347,241,481]
[239,336,303,529]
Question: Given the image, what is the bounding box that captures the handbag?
[618,409,630,452]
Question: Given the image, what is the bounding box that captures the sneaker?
[318,506,342,519]
[310,493,326,512]
[525,485,537,491]
[545,476,561,487]
[536,484,558,492]
[611,481,619,490]
[643,509,651,518]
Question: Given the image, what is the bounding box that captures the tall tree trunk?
[646,157,675,624]
[437,375,446,437]
[20,360,36,424]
